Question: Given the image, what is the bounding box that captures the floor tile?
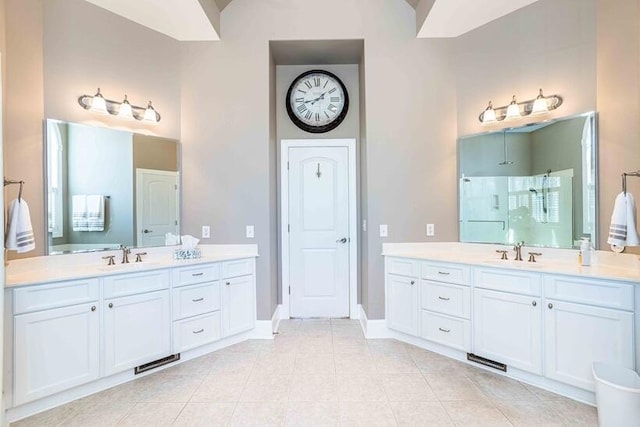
[368,339,409,355]
[240,373,292,402]
[255,351,296,375]
[159,355,214,377]
[285,401,340,426]
[138,374,202,403]
[190,372,248,402]
[442,400,512,426]
[11,403,79,427]
[469,371,537,401]
[373,353,420,374]
[335,353,377,374]
[336,374,387,402]
[294,352,335,373]
[546,398,598,426]
[380,373,437,401]
[229,402,286,426]
[290,373,338,402]
[208,352,258,374]
[391,401,454,426]
[60,401,135,426]
[116,402,184,426]
[424,373,488,401]
[494,399,566,426]
[172,402,236,426]
[339,401,397,426]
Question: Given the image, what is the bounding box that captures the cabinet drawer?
[172,264,220,288]
[14,279,99,314]
[421,262,470,286]
[103,270,170,299]
[474,268,541,296]
[221,259,253,279]
[173,282,221,320]
[420,310,471,352]
[173,312,221,353]
[544,276,634,311]
[421,281,471,319]
[387,257,418,278]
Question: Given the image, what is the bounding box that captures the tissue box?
[173,248,201,260]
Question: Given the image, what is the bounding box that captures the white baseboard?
[272,304,282,333]
[249,305,281,339]
[358,304,391,339]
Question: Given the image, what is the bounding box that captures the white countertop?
[6,244,259,288]
[383,242,640,283]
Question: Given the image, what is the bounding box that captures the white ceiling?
[84,0,220,41]
[417,0,542,38]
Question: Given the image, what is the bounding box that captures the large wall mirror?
[45,119,181,255]
[458,112,597,249]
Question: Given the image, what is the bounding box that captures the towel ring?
[18,182,23,202]
[622,173,627,195]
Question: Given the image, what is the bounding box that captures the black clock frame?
[285,69,350,134]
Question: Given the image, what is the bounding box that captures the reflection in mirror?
[458,112,597,249]
[46,119,180,255]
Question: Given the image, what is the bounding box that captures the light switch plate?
[202,226,210,239]
[380,224,388,237]
[426,223,435,237]
[246,225,254,238]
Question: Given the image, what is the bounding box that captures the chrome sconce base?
[78,88,161,124]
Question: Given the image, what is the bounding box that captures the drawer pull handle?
[91,305,96,312]
[410,280,415,285]
[438,296,450,301]
[108,303,113,308]
[192,328,205,334]
[438,327,450,333]
[548,303,553,309]
[192,297,204,302]
[532,301,537,307]
[191,272,204,277]
[438,271,450,275]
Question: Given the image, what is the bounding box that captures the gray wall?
[459,133,532,177]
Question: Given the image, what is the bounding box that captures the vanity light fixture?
[478,88,562,124]
[78,88,161,123]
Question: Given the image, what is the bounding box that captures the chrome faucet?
[120,245,131,264]
[513,241,525,261]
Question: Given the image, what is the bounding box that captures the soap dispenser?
[580,238,591,266]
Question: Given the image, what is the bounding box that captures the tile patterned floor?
[12,319,598,426]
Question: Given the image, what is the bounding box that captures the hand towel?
[165,232,180,246]
[72,195,88,231]
[86,195,105,231]
[5,199,35,253]
[607,192,640,246]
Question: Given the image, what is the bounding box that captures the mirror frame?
[456,111,599,249]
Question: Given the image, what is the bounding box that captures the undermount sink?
[481,259,544,269]
[97,262,162,272]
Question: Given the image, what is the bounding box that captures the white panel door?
[104,290,171,376]
[14,303,100,405]
[473,288,543,374]
[136,169,179,247]
[545,300,634,391]
[288,146,350,318]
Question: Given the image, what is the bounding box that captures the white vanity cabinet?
[221,259,256,337]
[543,275,635,391]
[13,278,101,406]
[473,268,543,375]
[385,258,419,336]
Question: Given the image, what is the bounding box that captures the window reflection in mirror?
[458,112,597,249]
[45,119,180,255]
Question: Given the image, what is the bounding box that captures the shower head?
[498,160,514,165]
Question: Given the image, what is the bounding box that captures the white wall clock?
[286,69,349,134]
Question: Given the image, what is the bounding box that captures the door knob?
[336,237,348,243]
[143,229,153,234]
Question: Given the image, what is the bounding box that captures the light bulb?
[89,88,108,114]
[143,101,158,123]
[505,95,521,120]
[481,101,498,124]
[531,88,549,115]
[117,94,134,120]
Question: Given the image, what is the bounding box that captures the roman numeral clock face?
[286,70,349,133]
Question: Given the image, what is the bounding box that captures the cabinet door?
[14,303,100,405]
[387,274,418,336]
[473,289,542,374]
[104,290,171,376]
[545,300,634,391]
[221,275,255,337]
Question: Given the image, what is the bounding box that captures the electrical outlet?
[201,225,210,239]
[426,223,435,237]
[380,224,388,237]
[246,225,254,238]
